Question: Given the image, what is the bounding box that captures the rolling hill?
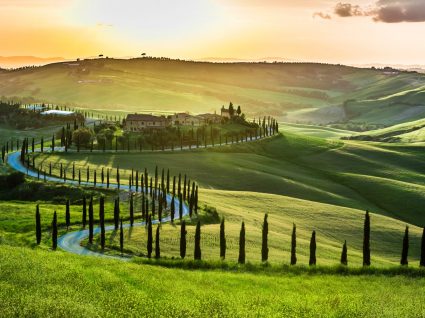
[0,58,424,126]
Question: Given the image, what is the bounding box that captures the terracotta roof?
[126,114,168,122]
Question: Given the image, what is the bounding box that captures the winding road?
[6,132,274,260]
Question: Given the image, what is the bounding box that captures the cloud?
[334,3,364,17]
[317,0,425,23]
[373,0,425,23]
[313,12,332,20]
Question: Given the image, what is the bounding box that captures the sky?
[1,0,425,66]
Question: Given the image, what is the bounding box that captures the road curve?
[7,150,189,260]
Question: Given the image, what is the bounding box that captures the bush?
[3,172,25,188]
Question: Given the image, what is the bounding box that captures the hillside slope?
[1,58,424,125]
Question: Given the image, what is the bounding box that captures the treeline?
[38,206,425,268]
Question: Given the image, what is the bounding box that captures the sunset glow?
[1,0,425,65]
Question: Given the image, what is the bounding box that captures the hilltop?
[0,58,424,128]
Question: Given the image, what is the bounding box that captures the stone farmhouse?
[124,114,170,132]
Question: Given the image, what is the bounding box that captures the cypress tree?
[88,196,94,244]
[78,169,81,185]
[173,175,176,196]
[41,137,44,153]
[180,220,187,259]
[135,170,139,192]
[178,173,181,196]
[100,196,105,250]
[194,186,198,214]
[129,194,134,226]
[401,226,409,266]
[166,169,170,193]
[363,210,371,266]
[120,218,124,255]
[170,196,175,222]
[155,226,160,259]
[341,240,348,266]
[183,175,187,201]
[179,193,183,220]
[147,215,153,258]
[72,163,75,180]
[238,222,246,264]
[117,166,120,189]
[309,230,316,266]
[290,223,297,265]
[52,211,57,250]
[114,198,120,230]
[151,198,156,218]
[261,214,268,262]
[420,228,425,267]
[35,204,41,245]
[86,166,90,183]
[220,217,226,260]
[106,169,110,188]
[194,220,201,260]
[65,199,71,230]
[101,167,105,184]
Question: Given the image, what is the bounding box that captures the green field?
[2,59,425,126]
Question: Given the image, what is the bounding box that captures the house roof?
[126,114,168,122]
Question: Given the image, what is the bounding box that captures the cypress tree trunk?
[147,215,153,258]
[238,222,246,264]
[35,204,41,245]
[88,197,94,244]
[401,226,409,266]
[155,226,160,259]
[309,231,316,266]
[194,220,201,260]
[290,223,297,265]
[261,214,268,262]
[65,199,70,230]
[82,197,87,229]
[179,193,183,220]
[420,228,425,267]
[171,196,175,222]
[114,198,119,230]
[120,218,124,255]
[129,194,134,226]
[180,220,187,259]
[341,240,348,266]
[100,196,105,250]
[52,211,57,250]
[220,218,226,260]
[363,211,371,266]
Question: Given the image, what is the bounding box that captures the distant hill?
[0,57,424,127]
[0,56,66,69]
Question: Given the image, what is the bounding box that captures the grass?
[2,245,425,317]
[2,59,425,125]
[34,132,425,226]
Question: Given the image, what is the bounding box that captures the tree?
[363,210,371,266]
[401,226,409,266]
[170,196,175,222]
[180,220,187,259]
[129,194,134,226]
[261,214,268,262]
[421,228,425,267]
[179,193,183,220]
[147,215,153,258]
[229,102,235,117]
[88,197,94,244]
[72,128,93,148]
[238,222,246,264]
[120,218,124,256]
[220,218,226,260]
[236,105,242,116]
[35,204,41,245]
[52,211,57,250]
[291,223,297,265]
[309,231,316,266]
[114,198,120,230]
[194,220,201,260]
[155,226,160,259]
[65,199,71,230]
[82,197,87,228]
[100,196,105,250]
[341,240,348,266]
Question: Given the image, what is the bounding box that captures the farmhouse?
[197,113,222,124]
[221,106,231,119]
[40,110,75,116]
[170,112,204,126]
[124,113,170,131]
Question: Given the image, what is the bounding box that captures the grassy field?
[2,121,425,316]
[0,124,61,146]
[2,59,425,126]
[34,132,425,226]
[3,245,425,317]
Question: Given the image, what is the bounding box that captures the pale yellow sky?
[1,0,425,65]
